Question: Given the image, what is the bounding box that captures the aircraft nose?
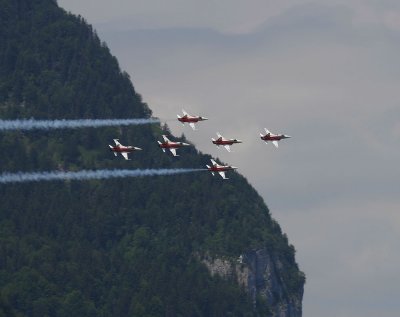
[201,117,208,120]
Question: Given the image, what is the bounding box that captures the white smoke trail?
[0,168,205,184]
[0,118,159,131]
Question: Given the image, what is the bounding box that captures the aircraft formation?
[109,109,291,179]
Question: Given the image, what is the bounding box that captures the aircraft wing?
[162,135,170,142]
[224,145,231,152]
[182,109,189,116]
[169,148,178,156]
[210,159,217,166]
[218,171,228,179]
[189,122,196,130]
[272,141,279,148]
[216,132,224,139]
[113,139,122,146]
[121,152,130,160]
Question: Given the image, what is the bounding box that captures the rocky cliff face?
[202,249,304,317]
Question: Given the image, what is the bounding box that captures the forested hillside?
[0,0,304,316]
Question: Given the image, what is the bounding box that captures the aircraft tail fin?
[206,165,215,176]
[108,145,118,156]
[109,145,117,156]
[157,141,166,152]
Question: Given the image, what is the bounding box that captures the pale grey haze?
[58,1,400,316]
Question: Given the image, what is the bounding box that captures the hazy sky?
[58,1,400,316]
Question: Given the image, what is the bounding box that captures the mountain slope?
[0,0,304,316]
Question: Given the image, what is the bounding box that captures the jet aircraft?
[206,159,238,180]
[260,128,291,148]
[177,109,208,130]
[157,135,190,156]
[212,132,242,152]
[108,139,142,160]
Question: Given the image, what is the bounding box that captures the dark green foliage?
[0,0,304,316]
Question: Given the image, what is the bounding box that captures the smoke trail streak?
[0,118,159,131]
[0,168,205,184]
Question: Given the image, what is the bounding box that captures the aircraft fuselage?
[261,134,289,141]
[212,138,242,146]
[208,165,237,172]
[110,146,135,153]
[178,115,206,123]
[159,142,186,149]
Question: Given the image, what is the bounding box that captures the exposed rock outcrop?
[201,249,304,317]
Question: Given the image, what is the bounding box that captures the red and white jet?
[260,128,291,148]
[212,132,242,152]
[177,109,208,130]
[206,159,238,180]
[157,135,190,157]
[108,139,142,160]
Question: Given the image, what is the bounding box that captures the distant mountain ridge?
[0,0,304,316]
